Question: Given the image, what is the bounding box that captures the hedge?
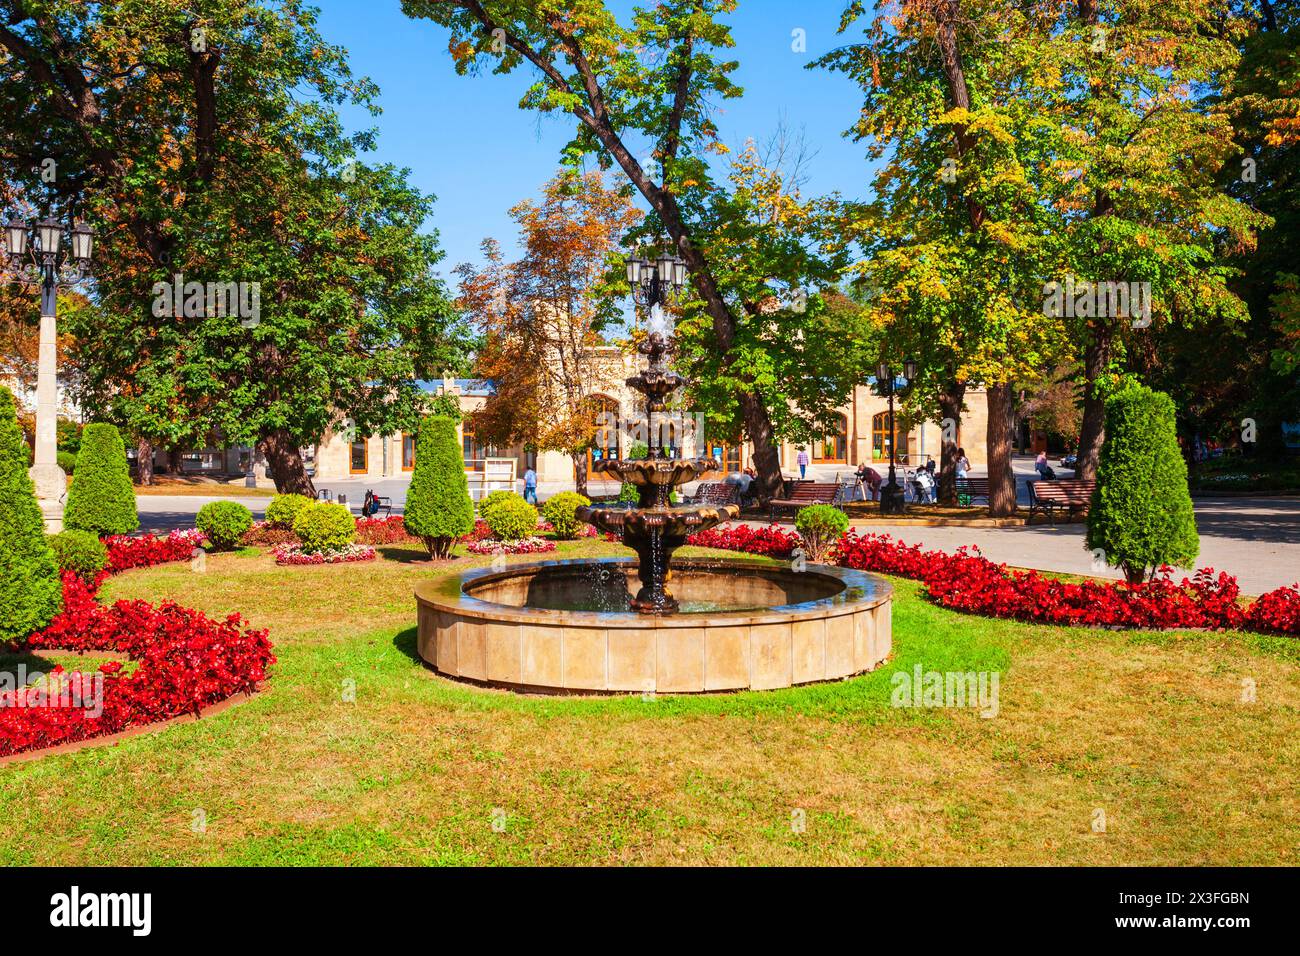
[291,502,356,554]
[196,501,254,551]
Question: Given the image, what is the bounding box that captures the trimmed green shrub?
[0,385,62,643]
[1086,384,1199,584]
[265,493,313,529]
[485,495,538,541]
[57,450,77,475]
[64,422,139,536]
[617,481,639,504]
[542,491,590,539]
[292,502,356,553]
[404,415,475,558]
[795,504,849,563]
[56,418,82,454]
[478,489,518,521]
[196,500,254,551]
[47,529,108,582]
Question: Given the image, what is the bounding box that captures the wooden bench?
[691,481,741,507]
[769,482,840,520]
[955,477,990,505]
[1027,479,1096,524]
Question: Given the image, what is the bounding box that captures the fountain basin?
[414,558,892,693]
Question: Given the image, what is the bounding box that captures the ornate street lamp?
[2,214,95,531]
[626,250,687,311]
[876,357,916,515]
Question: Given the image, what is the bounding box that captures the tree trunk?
[162,448,181,475]
[986,384,1018,516]
[573,453,589,498]
[260,429,316,496]
[742,392,783,503]
[1075,321,1113,480]
[136,437,155,486]
[936,380,966,504]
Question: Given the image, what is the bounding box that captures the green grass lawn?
[2,538,1297,866]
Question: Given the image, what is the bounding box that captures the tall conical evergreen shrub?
[64,422,139,536]
[0,386,63,643]
[1086,384,1199,584]
[404,415,474,558]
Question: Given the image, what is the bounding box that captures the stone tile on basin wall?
[485,622,523,685]
[704,625,750,691]
[457,619,488,682]
[749,622,792,690]
[825,612,855,679]
[607,629,656,692]
[657,627,706,692]
[522,625,563,688]
[791,617,827,685]
[563,627,608,690]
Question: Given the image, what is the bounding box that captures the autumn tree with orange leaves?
[457,171,640,497]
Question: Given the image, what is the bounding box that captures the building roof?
[416,378,495,398]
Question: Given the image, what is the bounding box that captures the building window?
[813,414,848,463]
[872,412,907,463]
[402,433,415,471]
[350,439,368,474]
[462,429,499,462]
[706,442,742,473]
[587,395,620,469]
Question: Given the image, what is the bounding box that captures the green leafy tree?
[64,423,139,536]
[0,385,62,643]
[1086,385,1199,584]
[408,0,854,501]
[404,415,475,558]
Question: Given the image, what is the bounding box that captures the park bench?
[955,477,990,506]
[768,482,840,520]
[691,481,741,507]
[1027,478,1096,524]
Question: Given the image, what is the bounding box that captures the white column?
[29,295,66,531]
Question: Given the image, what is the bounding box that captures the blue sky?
[315,0,873,283]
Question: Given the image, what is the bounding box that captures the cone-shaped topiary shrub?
[0,385,62,643]
[64,422,139,536]
[1086,383,1199,584]
[542,491,590,539]
[404,415,474,558]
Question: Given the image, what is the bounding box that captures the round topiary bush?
[265,493,313,529]
[196,500,254,551]
[542,491,590,539]
[478,489,518,521]
[795,504,849,563]
[56,450,76,475]
[0,385,62,643]
[1086,383,1200,584]
[63,422,139,536]
[47,529,108,582]
[292,502,356,554]
[404,415,475,558]
[485,495,539,541]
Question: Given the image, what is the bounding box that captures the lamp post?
[3,215,94,531]
[876,357,916,515]
[626,250,687,312]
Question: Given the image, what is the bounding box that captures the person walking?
[955,448,970,479]
[796,447,809,479]
[523,465,538,505]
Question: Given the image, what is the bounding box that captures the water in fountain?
[575,326,740,613]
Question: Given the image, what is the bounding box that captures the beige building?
[314,351,991,491]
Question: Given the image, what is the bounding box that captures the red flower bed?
[697,524,1300,637]
[355,515,415,545]
[272,544,377,565]
[686,523,801,558]
[103,529,205,573]
[1,534,274,759]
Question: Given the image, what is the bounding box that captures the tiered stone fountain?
[413,318,893,693]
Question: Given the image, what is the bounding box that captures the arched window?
[813,414,848,463]
[587,395,620,469]
[872,412,908,463]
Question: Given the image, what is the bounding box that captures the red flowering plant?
[1,531,274,759]
[355,516,416,545]
[466,536,557,555]
[686,523,801,558]
[272,543,377,565]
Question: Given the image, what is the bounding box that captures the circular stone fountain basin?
[414,558,892,693]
